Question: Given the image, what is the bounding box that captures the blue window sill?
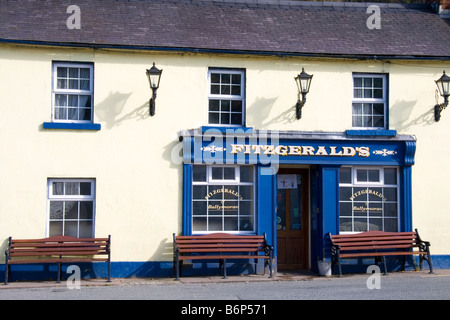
[201,126,253,134]
[346,129,397,137]
[43,122,101,130]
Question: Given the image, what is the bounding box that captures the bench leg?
[175,259,180,280]
[382,256,388,275]
[269,257,273,278]
[221,259,227,279]
[57,263,61,283]
[107,259,111,282]
[4,264,9,285]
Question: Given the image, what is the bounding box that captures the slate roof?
[0,0,449,59]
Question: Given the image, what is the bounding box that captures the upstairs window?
[352,74,387,129]
[208,69,245,126]
[52,62,94,123]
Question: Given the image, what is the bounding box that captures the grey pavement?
[1,269,449,301]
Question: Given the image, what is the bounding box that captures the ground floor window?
[192,165,255,233]
[47,179,95,237]
[339,166,399,233]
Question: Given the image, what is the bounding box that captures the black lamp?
[146,63,163,116]
[294,68,313,119]
[434,70,450,122]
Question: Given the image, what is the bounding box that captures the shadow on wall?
[125,238,174,278]
[95,91,149,128]
[247,97,298,128]
[390,99,435,131]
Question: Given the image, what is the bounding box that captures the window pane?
[221,113,230,124]
[240,166,253,182]
[80,182,91,196]
[221,100,230,111]
[212,167,222,180]
[193,218,207,231]
[209,100,220,111]
[79,201,93,219]
[57,67,67,77]
[221,85,231,95]
[232,74,241,85]
[193,185,207,200]
[49,221,63,237]
[231,100,242,112]
[52,182,64,195]
[64,201,79,219]
[55,94,67,106]
[368,170,380,182]
[230,113,242,125]
[357,169,367,182]
[373,78,383,87]
[69,79,79,89]
[384,168,397,184]
[50,201,63,219]
[193,166,207,182]
[57,79,67,89]
[80,80,90,90]
[69,68,79,78]
[223,167,235,180]
[211,84,220,94]
[64,221,78,237]
[80,68,90,79]
[339,187,352,201]
[209,112,219,124]
[221,74,230,83]
[339,167,352,184]
[79,221,93,238]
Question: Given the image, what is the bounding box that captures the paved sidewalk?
[0,268,445,290]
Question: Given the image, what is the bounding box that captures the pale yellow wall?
[0,43,449,261]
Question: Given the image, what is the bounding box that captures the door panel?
[276,169,309,270]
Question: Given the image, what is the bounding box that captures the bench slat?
[5,235,111,284]
[328,230,433,276]
[173,232,273,280]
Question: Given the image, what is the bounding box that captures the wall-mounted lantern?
[294,68,313,119]
[434,70,450,122]
[146,63,163,116]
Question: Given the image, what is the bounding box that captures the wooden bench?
[329,229,433,277]
[4,235,111,284]
[173,233,273,280]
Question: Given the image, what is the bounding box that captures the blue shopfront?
[179,128,416,275]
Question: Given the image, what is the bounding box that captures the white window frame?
[339,166,399,234]
[47,178,96,238]
[52,62,94,123]
[192,165,255,234]
[352,73,387,129]
[207,69,245,127]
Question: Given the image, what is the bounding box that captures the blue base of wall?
[1,255,449,283]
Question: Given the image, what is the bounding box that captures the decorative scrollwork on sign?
[201,146,226,153]
[373,149,397,157]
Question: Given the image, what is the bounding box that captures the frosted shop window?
[47,179,95,237]
[339,167,399,233]
[192,165,255,233]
